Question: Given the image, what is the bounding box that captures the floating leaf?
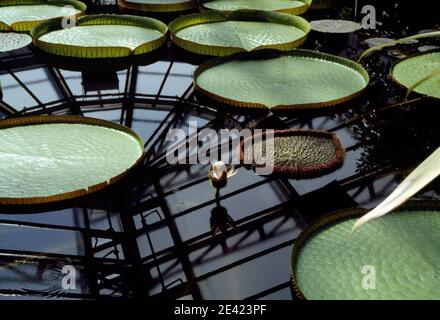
[418,45,440,53]
[0,0,86,32]
[0,116,144,205]
[195,50,369,110]
[0,32,32,52]
[310,19,361,34]
[392,51,440,99]
[32,14,168,58]
[358,30,440,61]
[405,67,440,99]
[240,129,344,177]
[169,10,310,56]
[364,37,395,48]
[200,0,312,15]
[292,202,440,300]
[364,37,418,48]
[118,0,197,12]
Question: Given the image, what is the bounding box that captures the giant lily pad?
[240,129,344,177]
[391,51,440,99]
[0,116,144,205]
[118,0,197,12]
[195,50,369,110]
[32,14,168,59]
[169,11,310,56]
[0,0,86,32]
[291,202,440,300]
[200,0,312,15]
[0,32,32,52]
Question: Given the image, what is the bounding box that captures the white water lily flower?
[211,161,227,181]
[209,161,237,189]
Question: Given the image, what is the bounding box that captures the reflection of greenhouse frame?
[0,115,145,206]
[198,0,312,15]
[194,50,369,110]
[169,10,310,57]
[0,0,86,32]
[31,14,168,59]
[390,50,440,100]
[117,0,197,13]
[239,129,344,178]
[290,201,440,300]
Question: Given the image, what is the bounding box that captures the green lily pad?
[0,116,144,205]
[364,37,418,48]
[170,11,310,56]
[201,0,312,15]
[40,25,162,50]
[32,14,168,58]
[240,130,344,177]
[310,19,362,34]
[291,202,440,300]
[195,50,369,110]
[391,51,440,99]
[0,32,32,52]
[418,45,440,53]
[0,5,79,25]
[364,37,396,48]
[118,0,197,12]
[176,21,305,51]
[0,0,86,31]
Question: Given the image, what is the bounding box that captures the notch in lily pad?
[31,14,168,59]
[169,10,310,56]
[194,50,369,110]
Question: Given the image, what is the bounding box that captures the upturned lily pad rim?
[390,49,440,100]
[0,115,145,206]
[194,49,370,110]
[31,14,168,59]
[117,0,197,12]
[239,129,345,177]
[169,10,311,57]
[0,0,87,32]
[198,0,312,16]
[290,200,440,300]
